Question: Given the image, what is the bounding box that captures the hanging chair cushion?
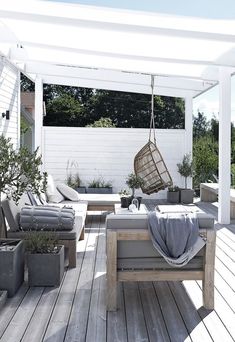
[134,141,172,195]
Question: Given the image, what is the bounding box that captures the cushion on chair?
[1,194,31,231]
[45,175,65,203]
[57,183,80,202]
[20,205,75,231]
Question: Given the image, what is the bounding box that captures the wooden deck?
[0,201,234,342]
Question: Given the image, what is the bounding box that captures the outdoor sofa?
[106,210,216,311]
[2,187,120,268]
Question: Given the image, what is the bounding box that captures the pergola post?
[34,76,43,153]
[185,95,193,189]
[218,68,231,224]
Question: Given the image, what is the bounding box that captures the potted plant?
[0,134,47,297]
[126,173,144,197]
[87,177,113,194]
[177,153,194,204]
[66,173,86,193]
[167,186,180,203]
[119,189,132,208]
[26,231,64,287]
[0,239,24,297]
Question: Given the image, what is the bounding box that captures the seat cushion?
[79,193,120,206]
[106,212,214,229]
[2,193,31,231]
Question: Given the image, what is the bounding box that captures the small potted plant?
[126,173,144,197]
[177,153,194,204]
[26,231,64,287]
[167,186,180,203]
[119,189,132,208]
[66,173,86,193]
[87,177,112,194]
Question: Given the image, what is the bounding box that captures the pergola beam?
[1,4,235,43]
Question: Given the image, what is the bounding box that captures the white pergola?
[0,0,234,223]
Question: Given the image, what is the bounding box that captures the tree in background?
[193,111,208,139]
[21,74,185,129]
[193,136,218,189]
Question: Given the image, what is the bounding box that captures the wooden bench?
[200,183,235,218]
[106,212,216,311]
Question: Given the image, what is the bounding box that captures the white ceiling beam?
[1,7,235,43]
[38,74,195,98]
[14,41,235,69]
[25,62,215,92]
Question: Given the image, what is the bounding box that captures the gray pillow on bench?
[20,205,75,231]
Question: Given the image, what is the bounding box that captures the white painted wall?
[43,127,186,198]
[0,57,20,147]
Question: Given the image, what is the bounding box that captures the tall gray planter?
[180,189,194,204]
[0,239,25,297]
[167,191,180,203]
[27,245,64,287]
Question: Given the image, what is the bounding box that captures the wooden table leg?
[107,230,117,311]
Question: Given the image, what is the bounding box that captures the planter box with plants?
[167,186,180,203]
[177,154,194,204]
[87,178,112,194]
[0,239,25,297]
[26,231,64,287]
[66,173,86,193]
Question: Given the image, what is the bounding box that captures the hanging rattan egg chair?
[134,75,173,195]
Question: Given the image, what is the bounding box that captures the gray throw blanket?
[148,211,205,267]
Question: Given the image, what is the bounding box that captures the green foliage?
[126,173,145,196]
[0,135,47,203]
[168,186,180,192]
[118,189,131,197]
[66,173,81,188]
[193,112,208,139]
[193,136,218,189]
[25,231,59,254]
[177,154,193,189]
[88,177,112,188]
[86,117,116,128]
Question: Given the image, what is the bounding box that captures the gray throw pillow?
[57,183,80,202]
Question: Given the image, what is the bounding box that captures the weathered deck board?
[0,201,234,342]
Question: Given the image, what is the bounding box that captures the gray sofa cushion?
[2,193,31,231]
[20,205,75,231]
[106,212,214,229]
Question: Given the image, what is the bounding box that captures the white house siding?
[0,57,20,148]
[43,127,186,198]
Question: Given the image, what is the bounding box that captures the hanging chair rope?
[149,75,156,144]
[134,74,173,194]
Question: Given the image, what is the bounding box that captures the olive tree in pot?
[0,134,47,297]
[26,231,64,287]
[126,173,144,208]
[177,153,194,204]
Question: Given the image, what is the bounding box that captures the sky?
[47,0,235,122]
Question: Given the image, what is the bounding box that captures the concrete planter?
[0,239,25,297]
[120,196,132,208]
[27,245,64,287]
[0,291,7,311]
[180,189,194,204]
[86,187,112,194]
[76,187,86,193]
[167,191,180,203]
